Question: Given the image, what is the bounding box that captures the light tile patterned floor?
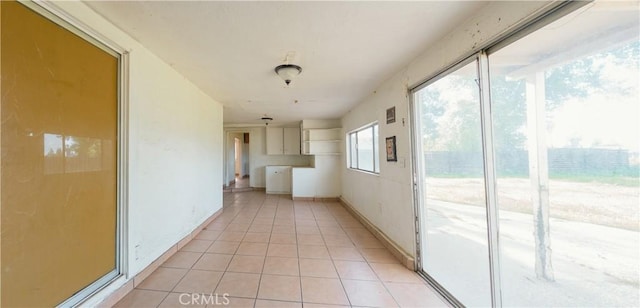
[115,191,448,307]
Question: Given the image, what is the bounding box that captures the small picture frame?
[386,136,397,162]
[386,106,396,124]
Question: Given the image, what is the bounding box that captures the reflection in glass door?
[413,60,492,306]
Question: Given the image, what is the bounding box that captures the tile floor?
[115,191,448,307]
[223,177,252,193]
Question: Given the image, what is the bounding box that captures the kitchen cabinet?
[266,127,300,155]
[266,166,291,194]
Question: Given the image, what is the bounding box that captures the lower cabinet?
[265,166,291,194]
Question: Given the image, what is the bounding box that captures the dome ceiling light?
[275,64,302,86]
[261,116,273,125]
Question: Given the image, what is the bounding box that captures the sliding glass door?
[412,1,639,306]
[1,2,122,306]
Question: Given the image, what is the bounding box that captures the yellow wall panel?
[1,1,118,306]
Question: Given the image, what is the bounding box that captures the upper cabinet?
[283,127,301,155]
[266,127,300,155]
[302,128,341,155]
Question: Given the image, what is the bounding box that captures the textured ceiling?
[85,1,488,126]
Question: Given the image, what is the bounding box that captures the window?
[348,123,379,173]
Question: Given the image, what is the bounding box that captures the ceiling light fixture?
[261,116,273,126]
[275,64,302,86]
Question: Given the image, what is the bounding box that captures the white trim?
[478,52,502,308]
[57,271,119,308]
[346,122,380,174]
[407,87,421,271]
[409,55,479,308]
[117,52,131,281]
[19,0,125,55]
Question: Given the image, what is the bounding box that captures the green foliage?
[420,74,482,152]
[419,40,639,155]
[545,40,639,109]
[490,75,527,150]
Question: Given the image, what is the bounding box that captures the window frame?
[347,122,380,174]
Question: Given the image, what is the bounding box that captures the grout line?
[208,192,260,305]
[322,201,354,308]
[155,291,171,307]
[129,192,409,307]
[293,197,306,306]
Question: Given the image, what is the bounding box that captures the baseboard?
[338,197,416,271]
[224,187,264,193]
[315,197,339,202]
[95,207,224,307]
[292,196,340,202]
[292,196,314,201]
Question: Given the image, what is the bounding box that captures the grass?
[551,175,639,187]
[428,172,640,187]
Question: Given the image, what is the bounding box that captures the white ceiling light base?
[261,116,273,125]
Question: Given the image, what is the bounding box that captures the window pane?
[490,2,639,306]
[349,133,358,168]
[373,124,380,173]
[357,127,374,172]
[416,60,491,306]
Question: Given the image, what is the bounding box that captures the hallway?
[114,191,446,307]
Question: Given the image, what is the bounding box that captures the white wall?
[341,1,558,256]
[48,0,224,302]
[127,49,223,274]
[292,156,341,198]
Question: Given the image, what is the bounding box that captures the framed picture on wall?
[386,136,397,161]
[386,106,396,124]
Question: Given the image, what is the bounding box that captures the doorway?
[233,137,248,188]
[225,131,250,190]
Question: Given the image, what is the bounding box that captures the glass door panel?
[414,60,492,306]
[489,2,639,306]
[1,2,119,306]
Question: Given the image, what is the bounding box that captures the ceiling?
[85,1,488,126]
